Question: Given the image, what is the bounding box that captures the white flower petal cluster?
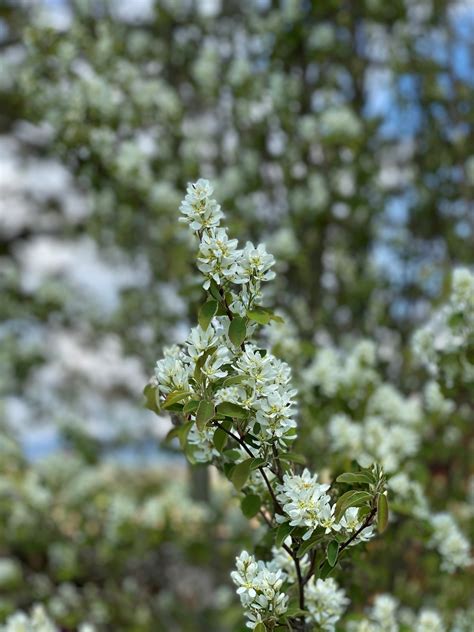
[414,609,446,632]
[328,411,419,474]
[348,595,447,632]
[412,267,474,383]
[338,507,375,545]
[429,512,471,572]
[154,344,192,395]
[276,469,337,539]
[304,577,349,632]
[179,178,223,231]
[179,178,276,295]
[0,605,94,632]
[231,551,288,630]
[423,380,455,416]
[303,340,378,397]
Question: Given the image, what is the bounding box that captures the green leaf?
[279,452,307,465]
[143,383,160,414]
[178,420,194,449]
[198,300,218,330]
[249,457,266,470]
[254,624,266,632]
[216,401,248,419]
[183,399,200,415]
[229,316,247,347]
[247,306,271,325]
[223,449,241,461]
[222,375,247,387]
[196,400,215,430]
[319,560,334,580]
[162,390,190,409]
[335,490,372,522]
[213,427,228,452]
[336,472,373,485]
[241,494,261,519]
[208,279,222,301]
[377,493,389,533]
[231,458,253,491]
[327,540,339,567]
[275,523,292,547]
[297,531,325,558]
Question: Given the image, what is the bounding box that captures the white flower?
[197,227,241,289]
[235,241,276,285]
[231,551,288,629]
[179,178,224,231]
[154,345,191,395]
[429,512,471,572]
[305,577,349,631]
[276,470,335,539]
[415,609,445,632]
[186,324,220,361]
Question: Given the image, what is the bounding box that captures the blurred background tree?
[0,0,472,630]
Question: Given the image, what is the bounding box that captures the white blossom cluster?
[328,391,421,474]
[0,605,94,632]
[154,180,297,453]
[347,593,446,632]
[231,550,288,630]
[412,268,474,383]
[276,470,374,544]
[231,547,349,631]
[303,340,378,398]
[179,179,275,293]
[429,513,472,573]
[305,576,349,631]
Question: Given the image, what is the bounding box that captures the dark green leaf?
[223,449,241,461]
[213,427,228,452]
[377,493,389,533]
[249,457,266,470]
[196,400,215,430]
[231,458,253,491]
[297,531,325,558]
[222,375,247,387]
[327,540,339,567]
[275,523,292,547]
[241,494,261,519]
[319,560,334,580]
[216,401,248,419]
[183,399,200,415]
[229,316,247,347]
[198,300,218,330]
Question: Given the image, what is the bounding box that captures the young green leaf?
[254,623,266,632]
[198,300,218,330]
[162,390,190,409]
[335,490,372,522]
[216,401,248,419]
[377,493,389,533]
[279,452,307,465]
[247,306,271,325]
[229,316,246,347]
[143,383,160,414]
[178,420,194,449]
[183,399,200,415]
[336,472,373,485]
[327,540,339,567]
[241,494,261,519]
[231,458,253,491]
[196,400,215,430]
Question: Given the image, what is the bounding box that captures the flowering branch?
[145,179,389,631]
